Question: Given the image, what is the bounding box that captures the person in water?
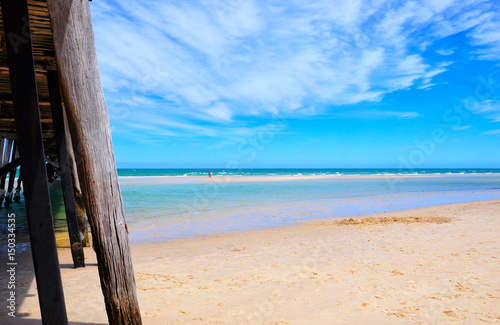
[208,170,212,178]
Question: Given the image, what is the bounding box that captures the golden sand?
[3,200,499,324]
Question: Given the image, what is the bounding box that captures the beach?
[4,200,499,324]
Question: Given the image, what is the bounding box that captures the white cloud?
[468,19,500,60]
[336,109,421,120]
[462,99,500,122]
[452,125,472,130]
[484,129,500,135]
[90,0,499,137]
[418,61,453,89]
[436,49,455,56]
[204,103,233,122]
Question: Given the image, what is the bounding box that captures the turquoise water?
[118,172,500,244]
[118,168,500,177]
[1,169,500,250]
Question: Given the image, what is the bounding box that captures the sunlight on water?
[2,170,500,250]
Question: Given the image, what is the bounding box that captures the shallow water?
[1,173,500,251]
[121,174,500,244]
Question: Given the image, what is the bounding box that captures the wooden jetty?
[0,0,142,323]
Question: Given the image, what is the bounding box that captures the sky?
[89,0,500,168]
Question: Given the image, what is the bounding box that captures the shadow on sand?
[0,245,105,324]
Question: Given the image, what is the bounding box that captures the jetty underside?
[0,0,141,324]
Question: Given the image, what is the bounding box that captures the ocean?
[1,168,500,250]
[116,168,500,177]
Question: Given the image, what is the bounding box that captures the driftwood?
[47,0,142,323]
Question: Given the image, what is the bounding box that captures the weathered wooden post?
[0,138,13,205]
[13,166,22,202]
[47,0,142,323]
[0,139,5,203]
[4,141,18,207]
[48,70,85,268]
[2,0,68,323]
[63,105,90,247]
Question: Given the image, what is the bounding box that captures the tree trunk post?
[47,0,142,323]
[48,70,85,268]
[2,0,68,323]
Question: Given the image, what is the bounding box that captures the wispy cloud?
[335,109,421,120]
[484,129,500,135]
[90,0,499,138]
[453,125,472,130]
[462,99,500,122]
[436,49,455,56]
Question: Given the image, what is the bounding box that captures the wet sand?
[3,200,500,324]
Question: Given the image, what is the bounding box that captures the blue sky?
[89,0,500,168]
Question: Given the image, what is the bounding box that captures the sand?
[2,200,500,324]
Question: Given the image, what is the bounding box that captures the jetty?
[0,0,141,323]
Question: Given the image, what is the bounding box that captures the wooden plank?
[47,0,142,323]
[1,0,68,323]
[0,118,52,123]
[47,70,84,268]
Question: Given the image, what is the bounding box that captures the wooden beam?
[4,140,18,207]
[0,54,57,71]
[0,157,20,179]
[13,165,22,203]
[0,118,52,123]
[1,0,68,323]
[0,138,14,205]
[47,0,142,323]
[63,103,89,247]
[0,138,5,199]
[47,70,84,268]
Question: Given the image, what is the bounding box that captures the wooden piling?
[0,138,13,205]
[48,70,85,268]
[0,138,5,204]
[2,0,68,323]
[63,104,90,247]
[47,0,142,323]
[13,166,22,202]
[4,141,18,207]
